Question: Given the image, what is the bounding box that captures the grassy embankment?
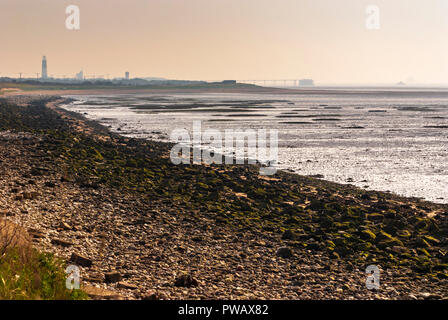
[0,96,447,284]
[0,219,88,299]
[0,248,88,300]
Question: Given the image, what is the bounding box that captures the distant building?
[76,70,84,81]
[299,79,314,87]
[125,72,130,80]
[41,56,48,79]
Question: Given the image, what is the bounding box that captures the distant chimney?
[125,72,129,80]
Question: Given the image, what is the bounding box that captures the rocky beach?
[0,95,447,300]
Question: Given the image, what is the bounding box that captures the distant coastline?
[5,81,448,97]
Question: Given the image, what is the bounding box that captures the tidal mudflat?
[63,89,448,204]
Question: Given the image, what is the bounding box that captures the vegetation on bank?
[0,97,447,283]
[0,248,88,300]
[0,219,87,300]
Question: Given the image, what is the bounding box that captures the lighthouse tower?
[41,56,48,79]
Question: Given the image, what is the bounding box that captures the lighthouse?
[41,56,48,79]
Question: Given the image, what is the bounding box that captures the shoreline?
[6,85,448,98]
[0,94,447,300]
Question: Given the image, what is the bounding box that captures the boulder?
[282,230,296,240]
[105,272,122,283]
[276,247,293,258]
[174,273,199,287]
[70,252,93,268]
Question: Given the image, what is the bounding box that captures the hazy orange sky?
[1,0,448,85]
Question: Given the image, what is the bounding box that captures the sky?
[1,0,448,85]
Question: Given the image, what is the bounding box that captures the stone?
[282,230,296,240]
[367,213,384,222]
[0,210,14,217]
[83,276,103,283]
[276,247,293,258]
[306,240,321,250]
[141,291,164,300]
[174,274,199,287]
[390,246,408,254]
[82,285,122,300]
[60,175,72,182]
[51,238,74,247]
[70,252,93,268]
[342,284,352,291]
[192,235,204,242]
[423,235,440,245]
[284,217,299,225]
[105,272,122,283]
[117,281,138,290]
[22,191,39,200]
[28,228,45,239]
[360,229,376,241]
[419,292,442,300]
[416,237,431,248]
[60,222,72,230]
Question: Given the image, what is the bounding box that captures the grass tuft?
[0,248,88,300]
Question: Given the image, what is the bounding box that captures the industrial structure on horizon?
[0,56,315,88]
[41,56,48,80]
[76,70,84,81]
[299,79,314,87]
[236,78,315,87]
[33,56,133,83]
